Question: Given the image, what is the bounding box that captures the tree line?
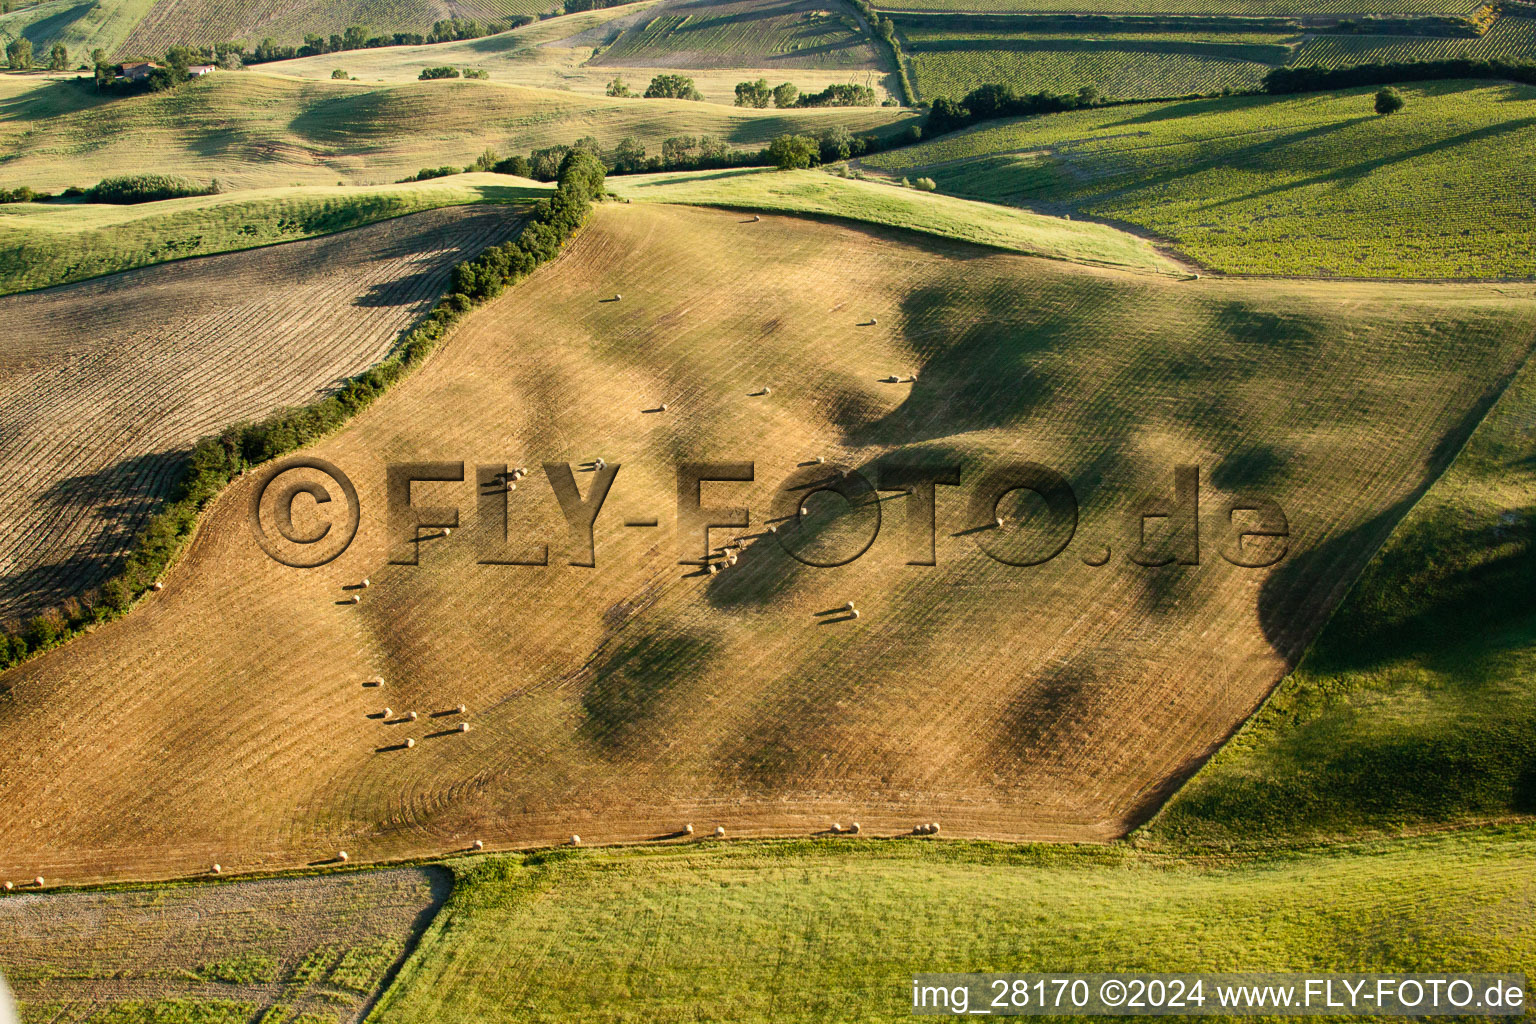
[733,79,882,108]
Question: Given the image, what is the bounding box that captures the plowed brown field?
[0,206,523,628]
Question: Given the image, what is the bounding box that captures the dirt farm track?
[0,206,523,628]
[1,202,1534,886]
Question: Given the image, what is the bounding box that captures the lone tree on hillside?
[645,73,702,100]
[735,77,771,108]
[1375,86,1405,115]
[6,38,32,70]
[768,134,818,170]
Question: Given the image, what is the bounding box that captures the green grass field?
[1147,328,1536,846]
[0,175,542,295]
[369,831,1536,1022]
[608,166,1179,271]
[860,80,1536,278]
[0,71,917,191]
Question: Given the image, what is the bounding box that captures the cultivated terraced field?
[0,867,447,1024]
[586,0,886,69]
[899,18,1536,101]
[0,72,917,191]
[861,80,1536,277]
[0,205,522,629]
[120,0,553,55]
[375,831,1536,1023]
[903,28,1290,99]
[878,0,1482,14]
[0,0,158,61]
[1,202,1532,885]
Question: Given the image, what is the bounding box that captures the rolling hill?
[261,2,902,103]
[0,204,523,630]
[0,200,1531,886]
[0,0,554,59]
[0,71,918,190]
[898,17,1536,102]
[860,79,1536,278]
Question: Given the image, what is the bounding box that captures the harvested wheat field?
[1,202,1534,885]
[0,866,447,1023]
[0,205,524,629]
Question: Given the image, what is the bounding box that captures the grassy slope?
[263,3,900,104]
[861,80,1536,279]
[1146,325,1536,846]
[373,831,1536,1023]
[898,19,1536,103]
[0,71,917,191]
[610,167,1179,271]
[0,175,544,295]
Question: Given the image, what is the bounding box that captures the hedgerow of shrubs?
[0,155,605,674]
[86,175,220,204]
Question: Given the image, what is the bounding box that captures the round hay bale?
[473,839,484,850]
[405,738,416,749]
[349,595,361,604]
[768,524,778,533]
[708,564,718,575]
[407,711,419,721]
[714,826,726,837]
[830,822,841,833]
[366,677,384,687]
[456,704,467,714]
[814,456,824,464]
[660,403,668,411]
[362,578,371,588]
[685,823,694,834]
[383,708,393,718]
[843,601,855,612]
[615,293,622,300]
[212,864,222,874]
[151,581,163,592]
[338,851,349,862]
[930,822,941,834]
[442,527,452,536]
[458,722,470,733]
[2,881,12,891]
[35,876,45,886]
[851,609,860,619]
[799,507,808,517]
[763,386,771,395]
[995,517,1004,528]
[571,834,581,845]
[849,822,860,834]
